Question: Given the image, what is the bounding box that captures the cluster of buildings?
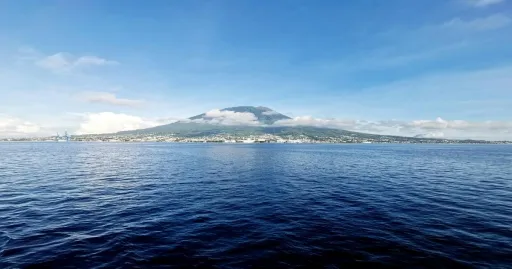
[70,134,309,143]
[2,133,510,144]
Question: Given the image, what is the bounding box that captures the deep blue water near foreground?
[1,143,511,268]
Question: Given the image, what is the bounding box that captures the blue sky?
[1,0,511,139]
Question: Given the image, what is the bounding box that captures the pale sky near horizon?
[1,0,511,140]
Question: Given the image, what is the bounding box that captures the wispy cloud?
[317,64,512,121]
[80,92,144,107]
[442,14,511,31]
[36,52,118,72]
[318,13,509,75]
[17,48,119,72]
[321,41,470,73]
[74,56,117,67]
[465,0,505,7]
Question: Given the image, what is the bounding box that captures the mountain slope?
[118,122,367,137]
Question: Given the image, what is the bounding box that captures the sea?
[0,143,511,268]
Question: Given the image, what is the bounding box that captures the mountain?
[118,106,293,136]
[115,106,421,140]
[189,106,290,124]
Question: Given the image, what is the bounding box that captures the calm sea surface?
[1,143,511,268]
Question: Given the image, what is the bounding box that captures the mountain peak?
[189,106,290,125]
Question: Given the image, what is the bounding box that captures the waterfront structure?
[55,131,71,142]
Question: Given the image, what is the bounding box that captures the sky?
[0,0,511,140]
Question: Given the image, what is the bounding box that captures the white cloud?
[442,14,511,31]
[198,109,260,125]
[402,118,512,140]
[275,116,357,129]
[71,107,511,140]
[2,111,511,140]
[274,115,512,140]
[410,117,451,130]
[81,92,144,107]
[74,56,116,66]
[465,0,504,7]
[35,52,118,72]
[75,112,176,135]
[407,118,512,132]
[262,110,280,116]
[415,132,445,138]
[36,53,70,70]
[0,115,43,137]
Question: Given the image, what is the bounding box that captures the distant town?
[1,133,510,144]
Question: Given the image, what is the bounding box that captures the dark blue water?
[1,143,511,268]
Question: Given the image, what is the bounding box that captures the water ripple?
[1,143,511,268]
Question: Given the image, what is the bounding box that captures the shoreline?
[1,141,510,145]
